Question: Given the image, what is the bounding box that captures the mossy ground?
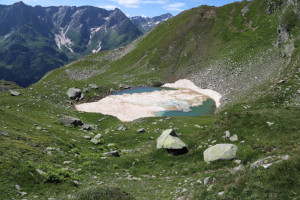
[0,0,300,199]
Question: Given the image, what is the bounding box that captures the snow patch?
[54,27,74,53]
[75,79,222,122]
[92,41,102,54]
[163,79,222,107]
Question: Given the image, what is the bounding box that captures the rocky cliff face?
[130,13,172,33]
[0,2,142,87]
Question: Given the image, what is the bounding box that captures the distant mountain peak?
[13,1,26,6]
[130,13,173,33]
[0,2,143,87]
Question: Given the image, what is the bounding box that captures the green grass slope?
[0,0,299,199]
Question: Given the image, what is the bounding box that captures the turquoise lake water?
[112,87,216,117]
[112,87,174,95]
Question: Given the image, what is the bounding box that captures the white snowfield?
[75,79,222,122]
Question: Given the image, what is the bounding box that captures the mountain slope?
[0,2,142,87]
[0,0,299,199]
[130,13,173,33]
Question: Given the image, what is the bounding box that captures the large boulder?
[10,90,20,96]
[157,129,188,155]
[67,88,82,100]
[57,116,83,127]
[203,144,238,162]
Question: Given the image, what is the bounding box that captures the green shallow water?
[155,98,216,117]
[113,87,216,117]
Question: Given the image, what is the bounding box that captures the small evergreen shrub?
[40,165,78,183]
[282,9,299,30]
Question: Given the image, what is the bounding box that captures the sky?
[0,0,240,17]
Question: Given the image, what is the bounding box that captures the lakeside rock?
[10,90,20,96]
[157,129,188,155]
[203,144,238,162]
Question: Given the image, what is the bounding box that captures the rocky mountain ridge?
[130,13,173,33]
[0,1,142,87]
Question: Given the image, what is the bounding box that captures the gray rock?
[88,84,98,89]
[277,80,286,84]
[67,88,81,100]
[118,125,127,131]
[204,177,216,185]
[282,43,295,58]
[20,192,27,196]
[36,169,46,175]
[203,144,238,162]
[229,134,238,142]
[218,191,225,196]
[73,180,79,187]
[10,90,20,96]
[57,116,83,127]
[241,4,250,16]
[103,150,119,157]
[250,155,289,171]
[203,177,210,185]
[79,93,85,101]
[91,138,102,145]
[121,149,133,153]
[250,156,274,171]
[225,130,230,138]
[84,135,91,140]
[0,131,9,136]
[207,185,213,191]
[94,134,103,139]
[119,84,131,89]
[235,160,242,164]
[231,165,244,174]
[45,147,55,151]
[15,185,21,191]
[107,143,115,148]
[277,24,289,45]
[82,124,91,130]
[137,128,145,133]
[157,129,188,155]
[267,0,283,15]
